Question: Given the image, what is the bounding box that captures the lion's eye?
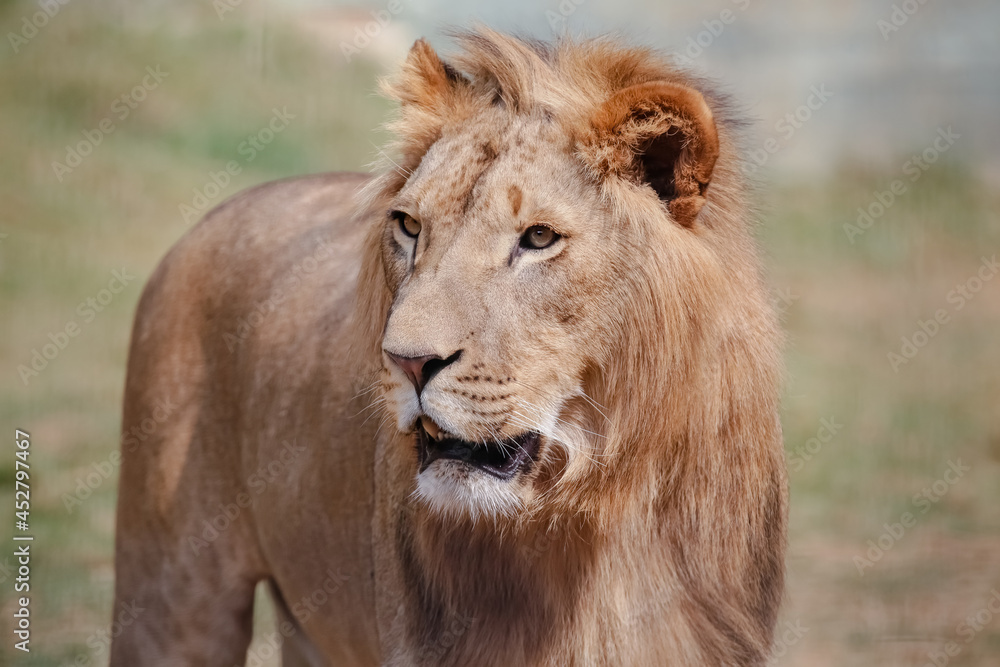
[520,225,559,250]
[394,212,421,238]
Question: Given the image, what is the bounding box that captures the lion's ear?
[392,38,466,110]
[584,82,720,227]
[382,39,469,166]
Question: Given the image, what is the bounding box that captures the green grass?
[1,1,998,665]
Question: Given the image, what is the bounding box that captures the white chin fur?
[414,460,523,521]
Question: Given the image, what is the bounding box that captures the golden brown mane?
[353,28,787,665]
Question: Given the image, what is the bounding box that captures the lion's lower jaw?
[413,461,524,521]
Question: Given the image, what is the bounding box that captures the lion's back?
[123,169,373,439]
[121,169,376,517]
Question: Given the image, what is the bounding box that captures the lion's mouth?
[416,423,540,480]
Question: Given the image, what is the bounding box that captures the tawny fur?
[111,29,786,667]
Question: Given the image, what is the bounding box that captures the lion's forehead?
[407,115,575,221]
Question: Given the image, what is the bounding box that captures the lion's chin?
[411,423,540,519]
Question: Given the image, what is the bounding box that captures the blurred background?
[0,0,998,664]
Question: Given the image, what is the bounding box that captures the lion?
[110,29,786,666]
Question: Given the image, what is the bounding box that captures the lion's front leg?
[108,552,258,666]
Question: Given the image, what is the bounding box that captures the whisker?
[509,404,607,469]
[513,397,607,442]
[351,381,381,401]
[351,371,383,400]
[510,379,611,429]
[358,398,388,426]
[576,389,611,425]
[369,141,412,178]
[352,393,385,418]
[508,413,605,470]
[373,411,396,439]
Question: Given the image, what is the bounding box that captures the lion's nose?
[386,349,462,394]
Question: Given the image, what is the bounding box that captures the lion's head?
[356,30,781,527]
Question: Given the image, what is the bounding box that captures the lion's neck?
[397,506,674,666]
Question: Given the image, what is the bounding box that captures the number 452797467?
[15,430,30,530]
